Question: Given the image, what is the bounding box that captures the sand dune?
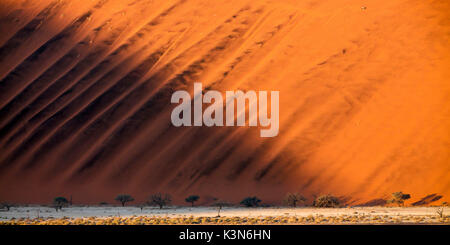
[0,0,449,205]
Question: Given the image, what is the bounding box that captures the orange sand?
[0,0,449,205]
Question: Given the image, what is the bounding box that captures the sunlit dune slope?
[0,0,449,205]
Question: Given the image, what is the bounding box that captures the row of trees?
[0,191,415,212]
[115,193,174,209]
[112,193,341,208]
[112,191,413,208]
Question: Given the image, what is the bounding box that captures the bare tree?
[115,194,134,207]
[149,193,171,209]
[436,207,444,218]
[213,199,232,217]
[284,193,307,207]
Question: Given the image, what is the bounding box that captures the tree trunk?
[122,202,125,207]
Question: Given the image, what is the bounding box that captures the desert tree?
[149,193,171,209]
[313,194,340,208]
[115,194,134,207]
[185,195,200,207]
[240,196,261,207]
[387,192,411,206]
[53,197,69,211]
[213,199,232,217]
[284,193,307,208]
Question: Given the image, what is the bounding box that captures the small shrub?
[436,207,444,218]
[284,193,306,207]
[185,195,200,207]
[115,194,134,207]
[139,203,146,212]
[313,194,340,208]
[149,193,171,209]
[240,197,261,207]
[0,203,12,211]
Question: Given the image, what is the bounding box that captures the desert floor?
[1,206,449,224]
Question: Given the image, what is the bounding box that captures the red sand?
[0,0,449,205]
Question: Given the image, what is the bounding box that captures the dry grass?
[1,214,449,225]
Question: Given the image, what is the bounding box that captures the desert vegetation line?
[4,190,445,214]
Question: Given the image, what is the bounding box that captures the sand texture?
[0,0,449,205]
